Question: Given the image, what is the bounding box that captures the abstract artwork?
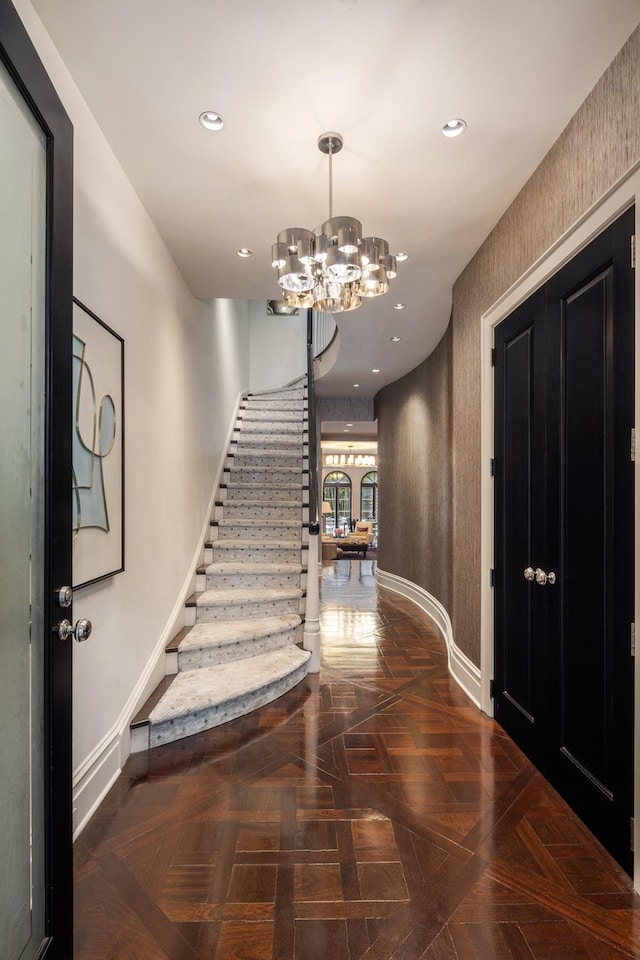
[72,298,124,588]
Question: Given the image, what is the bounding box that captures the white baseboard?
[72,389,245,839]
[375,567,482,709]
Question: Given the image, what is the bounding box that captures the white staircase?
[130,378,311,751]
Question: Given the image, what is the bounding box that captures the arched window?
[323,471,351,533]
[360,470,378,521]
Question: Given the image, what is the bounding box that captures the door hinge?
[491,347,497,366]
[490,458,496,477]
[632,428,636,462]
[632,623,636,657]
[631,817,635,852]
[632,234,636,269]
[490,568,495,588]
[489,678,496,698]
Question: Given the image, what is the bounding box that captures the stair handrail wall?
[303,308,321,670]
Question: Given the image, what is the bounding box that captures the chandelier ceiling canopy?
[271,133,399,314]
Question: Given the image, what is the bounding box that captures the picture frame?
[72,297,125,589]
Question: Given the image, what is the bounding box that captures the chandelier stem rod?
[328,142,333,219]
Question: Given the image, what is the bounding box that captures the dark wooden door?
[494,207,635,873]
[0,1,74,956]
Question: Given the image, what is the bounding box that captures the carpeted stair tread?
[178,615,301,653]
[213,538,303,550]
[205,562,303,575]
[197,586,303,607]
[220,499,305,508]
[217,518,302,528]
[147,646,311,741]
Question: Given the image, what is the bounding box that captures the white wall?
[249,300,307,391]
[14,1,251,833]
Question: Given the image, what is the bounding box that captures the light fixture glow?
[199,111,224,132]
[395,252,409,262]
[390,336,401,342]
[343,429,350,432]
[271,132,403,313]
[353,383,360,387]
[346,423,353,426]
[237,248,253,258]
[372,368,380,373]
[442,118,467,138]
[393,303,406,310]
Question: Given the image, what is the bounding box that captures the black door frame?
[480,186,640,886]
[0,1,74,955]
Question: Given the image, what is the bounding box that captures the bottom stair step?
[132,646,311,751]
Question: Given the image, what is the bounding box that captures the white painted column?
[303,532,321,672]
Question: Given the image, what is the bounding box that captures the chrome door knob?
[524,567,535,581]
[56,585,73,608]
[534,568,557,586]
[56,618,92,642]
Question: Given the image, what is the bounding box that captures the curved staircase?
[130,378,311,751]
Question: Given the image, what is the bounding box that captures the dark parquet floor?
[75,559,640,959]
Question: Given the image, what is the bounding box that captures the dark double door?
[494,207,635,873]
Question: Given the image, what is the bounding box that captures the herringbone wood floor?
[74,560,640,958]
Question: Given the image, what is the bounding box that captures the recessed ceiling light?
[390,336,401,342]
[353,383,360,387]
[372,368,380,373]
[343,429,350,432]
[442,118,467,138]
[393,303,406,310]
[237,248,253,258]
[395,252,409,262]
[199,111,224,132]
[346,423,353,426]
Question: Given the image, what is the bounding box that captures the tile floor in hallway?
[74,559,640,959]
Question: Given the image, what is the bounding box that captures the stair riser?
[242,383,307,403]
[212,525,302,541]
[242,401,306,412]
[230,433,309,448]
[240,408,304,420]
[238,415,307,439]
[177,627,299,671]
[224,488,306,502]
[196,597,303,623]
[204,571,304,591]
[209,544,308,563]
[245,390,306,401]
[145,659,309,750]
[226,471,307,485]
[215,504,305,521]
[234,425,305,437]
[227,456,307,470]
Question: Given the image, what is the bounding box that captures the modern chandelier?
[271,132,398,314]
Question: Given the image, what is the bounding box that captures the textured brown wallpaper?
[378,25,640,666]
[375,323,453,612]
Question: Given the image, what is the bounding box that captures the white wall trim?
[72,388,245,839]
[479,161,640,888]
[376,566,481,708]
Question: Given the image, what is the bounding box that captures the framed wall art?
[72,298,124,589]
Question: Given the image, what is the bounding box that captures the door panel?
[494,288,547,762]
[0,57,47,959]
[0,0,74,955]
[546,208,635,869]
[494,207,635,873]
[560,272,611,792]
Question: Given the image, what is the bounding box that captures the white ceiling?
[32,0,640,396]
